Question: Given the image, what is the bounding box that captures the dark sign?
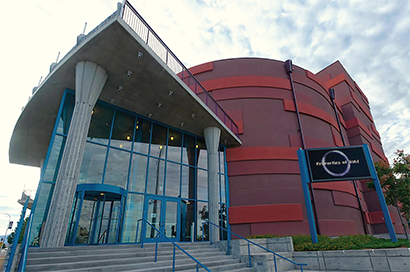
[306,146,372,182]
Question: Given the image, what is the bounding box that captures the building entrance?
[143,195,179,242]
[66,184,125,246]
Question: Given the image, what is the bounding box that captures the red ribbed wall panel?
[190,58,405,236]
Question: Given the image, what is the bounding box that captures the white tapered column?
[204,126,221,243]
[41,61,107,247]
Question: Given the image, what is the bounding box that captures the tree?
[7,217,29,245]
[368,150,410,239]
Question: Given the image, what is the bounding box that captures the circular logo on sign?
[321,150,351,177]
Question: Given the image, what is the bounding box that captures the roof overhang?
[9,14,241,167]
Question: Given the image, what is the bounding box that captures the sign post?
[297,149,318,243]
[298,144,397,243]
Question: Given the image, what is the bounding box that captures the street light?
[0,213,12,246]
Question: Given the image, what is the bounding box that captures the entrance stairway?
[24,243,256,271]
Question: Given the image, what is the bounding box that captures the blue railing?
[121,0,239,137]
[4,198,30,272]
[17,212,33,272]
[203,221,307,272]
[136,219,211,272]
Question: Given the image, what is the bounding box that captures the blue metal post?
[172,245,176,272]
[248,242,251,267]
[362,144,398,242]
[274,254,277,272]
[297,149,318,243]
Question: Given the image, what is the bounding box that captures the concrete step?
[26,249,222,266]
[24,243,250,272]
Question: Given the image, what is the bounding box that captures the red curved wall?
[190,58,406,237]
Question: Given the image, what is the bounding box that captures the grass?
[247,234,410,251]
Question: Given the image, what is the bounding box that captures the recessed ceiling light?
[170,136,174,141]
[169,90,174,96]
[157,103,162,108]
[118,86,123,92]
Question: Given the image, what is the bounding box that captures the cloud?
[0,0,409,231]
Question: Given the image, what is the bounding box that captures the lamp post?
[1,213,12,246]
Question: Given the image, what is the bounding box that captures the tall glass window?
[31,89,230,246]
[110,110,135,150]
[104,148,131,188]
[79,143,107,184]
[88,103,114,145]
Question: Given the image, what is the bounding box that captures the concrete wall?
[216,237,409,272]
[293,248,410,271]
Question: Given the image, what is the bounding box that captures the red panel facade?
[191,58,407,237]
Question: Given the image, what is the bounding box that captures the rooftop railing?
[121,1,239,136]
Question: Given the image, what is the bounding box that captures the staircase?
[24,243,256,271]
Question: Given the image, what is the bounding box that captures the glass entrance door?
[66,187,124,246]
[144,196,179,242]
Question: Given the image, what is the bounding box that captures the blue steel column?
[297,149,318,243]
[362,144,397,242]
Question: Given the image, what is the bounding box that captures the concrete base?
[293,248,410,271]
[216,238,410,272]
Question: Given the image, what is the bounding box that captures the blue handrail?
[136,219,211,272]
[203,221,307,272]
[4,197,30,272]
[17,212,33,272]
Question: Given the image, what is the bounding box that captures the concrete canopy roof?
[9,14,241,168]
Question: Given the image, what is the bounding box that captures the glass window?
[147,157,165,195]
[56,92,75,135]
[219,147,225,174]
[197,169,208,201]
[151,124,167,158]
[183,134,196,166]
[180,199,195,241]
[110,110,135,150]
[43,135,66,182]
[165,162,180,197]
[79,143,107,184]
[220,204,228,240]
[122,193,144,243]
[29,182,54,246]
[133,119,151,155]
[220,174,226,203]
[197,139,207,169]
[167,129,182,163]
[104,148,131,188]
[197,201,208,241]
[88,103,114,145]
[181,166,195,199]
[129,154,148,193]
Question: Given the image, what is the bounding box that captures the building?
[9,1,406,248]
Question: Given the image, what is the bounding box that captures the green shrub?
[247,234,410,251]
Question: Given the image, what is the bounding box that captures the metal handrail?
[136,219,211,272]
[203,221,307,272]
[4,197,30,272]
[121,0,239,136]
[17,212,33,272]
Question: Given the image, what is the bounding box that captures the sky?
[0,0,409,239]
